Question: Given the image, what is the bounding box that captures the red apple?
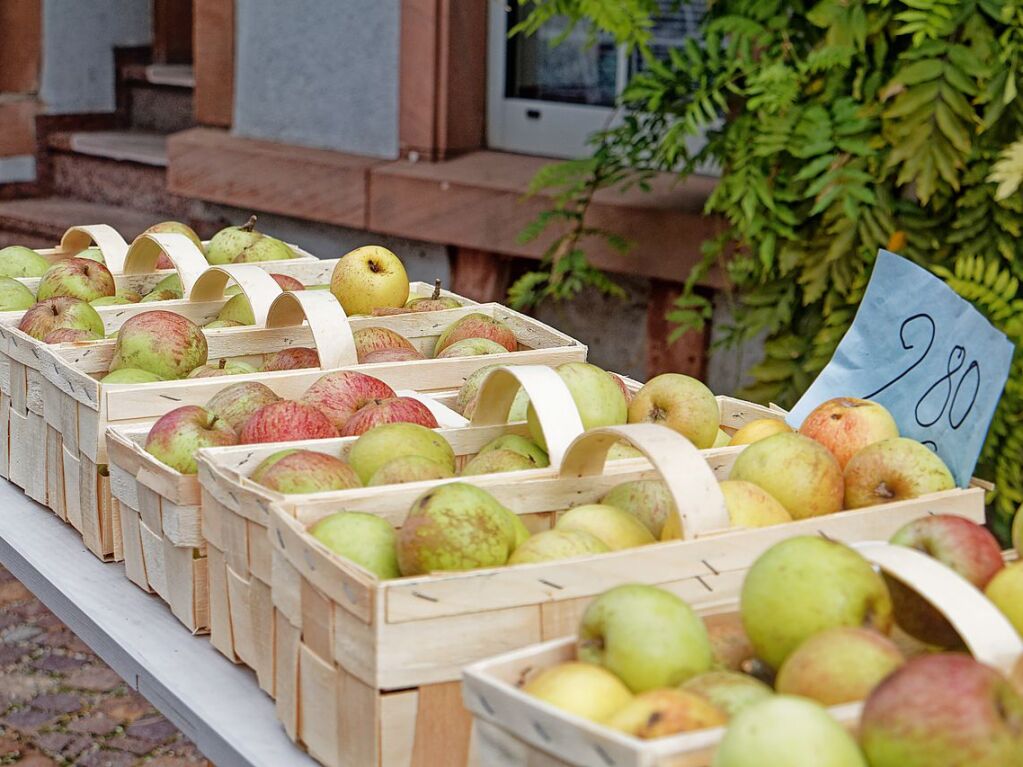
[238,401,339,444]
[270,273,304,291]
[300,370,396,432]
[359,347,425,363]
[353,327,419,363]
[43,327,102,343]
[340,397,439,437]
[404,279,461,312]
[144,405,238,473]
[205,381,281,432]
[250,448,360,493]
[262,347,319,371]
[36,257,116,302]
[433,313,517,356]
[888,515,1005,647]
[861,654,1023,766]
[800,397,899,468]
[18,297,105,341]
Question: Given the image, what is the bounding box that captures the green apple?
[100,368,163,384]
[434,337,508,359]
[459,449,537,476]
[718,480,792,528]
[775,627,905,705]
[348,423,456,484]
[507,529,608,564]
[186,358,258,378]
[90,295,133,307]
[713,428,731,447]
[601,479,674,538]
[143,221,204,253]
[607,689,726,738]
[844,437,955,509]
[0,278,35,311]
[251,449,360,494]
[17,297,104,340]
[433,313,516,356]
[110,310,208,379]
[140,288,183,302]
[628,373,720,449]
[1013,507,1022,555]
[205,215,294,265]
[77,246,104,263]
[728,418,793,446]
[740,537,893,669]
[216,293,256,325]
[522,662,632,723]
[396,482,517,575]
[713,696,867,767]
[527,362,627,451]
[203,319,244,329]
[367,455,455,486]
[309,512,399,579]
[556,504,655,550]
[607,441,644,460]
[330,245,409,315]
[454,364,530,420]
[152,272,182,294]
[36,258,116,302]
[681,671,774,717]
[0,245,49,277]
[985,561,1023,636]
[579,584,713,692]
[729,432,844,519]
[478,434,549,468]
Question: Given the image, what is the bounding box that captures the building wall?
[232,0,400,159]
[39,0,152,113]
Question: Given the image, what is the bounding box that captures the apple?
[579,584,713,692]
[77,247,104,263]
[100,368,163,384]
[681,671,773,717]
[799,397,899,468]
[18,297,105,341]
[300,370,395,432]
[144,405,238,473]
[43,328,102,343]
[728,418,793,446]
[719,480,792,529]
[186,358,258,378]
[454,364,530,420]
[205,381,281,432]
[1013,508,1022,555]
[860,654,1023,767]
[359,348,426,363]
[36,258,115,303]
[714,696,868,767]
[143,221,204,253]
[887,515,1005,647]
[522,662,632,723]
[405,280,461,312]
[435,337,508,358]
[396,482,518,575]
[433,313,516,356]
[844,437,955,508]
[988,562,1023,636]
[270,273,303,291]
[204,319,244,329]
[262,347,319,371]
[705,614,756,672]
[109,311,207,379]
[741,536,893,669]
[713,428,730,447]
[729,432,844,520]
[0,278,35,311]
[0,245,49,277]
[330,245,409,315]
[340,397,439,437]
[556,505,656,550]
[607,689,726,738]
[215,293,257,325]
[775,627,904,705]
[477,434,549,468]
[205,216,294,264]
[151,272,182,294]
[347,423,455,484]
[117,290,143,303]
[507,529,609,564]
[460,449,538,476]
[308,512,399,579]
[353,327,420,362]
[237,401,338,443]
[527,362,628,451]
[628,374,720,449]
[140,288,183,302]
[250,448,360,494]
[601,480,674,539]
[90,296,133,307]
[367,455,455,486]
[607,442,644,460]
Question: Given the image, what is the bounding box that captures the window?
[487,1,707,158]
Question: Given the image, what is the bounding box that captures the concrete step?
[0,197,159,246]
[49,131,168,167]
[122,63,196,88]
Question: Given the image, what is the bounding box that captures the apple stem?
[218,358,227,369]
[431,279,442,300]
[240,215,257,232]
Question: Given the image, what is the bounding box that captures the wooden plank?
[398,0,439,159]
[193,0,234,127]
[0,0,40,93]
[380,690,419,767]
[167,127,380,228]
[451,247,511,303]
[152,0,193,64]
[0,98,39,158]
[298,642,340,765]
[646,279,710,379]
[410,681,473,767]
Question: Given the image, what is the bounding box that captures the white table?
[0,481,316,767]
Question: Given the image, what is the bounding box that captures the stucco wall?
[39,0,152,114]
[233,0,400,159]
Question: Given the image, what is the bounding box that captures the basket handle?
[188,265,283,327]
[121,232,210,295]
[558,424,730,539]
[469,365,584,467]
[264,290,358,370]
[856,541,1023,674]
[58,225,130,271]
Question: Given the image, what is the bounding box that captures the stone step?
[120,64,195,134]
[0,197,160,247]
[122,63,196,88]
[49,131,168,167]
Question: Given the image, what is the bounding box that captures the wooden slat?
[193,0,234,127]
[410,681,473,767]
[0,0,40,93]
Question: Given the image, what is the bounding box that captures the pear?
[205,215,295,265]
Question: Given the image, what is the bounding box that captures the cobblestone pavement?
[0,566,209,766]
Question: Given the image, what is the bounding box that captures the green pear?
[477,434,549,468]
[396,482,517,575]
[579,584,713,692]
[527,362,627,451]
[601,479,674,538]
[740,537,893,669]
[0,245,49,277]
[348,423,456,484]
[0,277,35,311]
[309,512,399,579]
[681,671,774,717]
[101,368,164,384]
[367,455,455,486]
[507,529,608,564]
[556,504,655,550]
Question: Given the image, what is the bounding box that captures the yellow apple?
[330,245,409,315]
[729,418,793,446]
[720,480,792,528]
[522,662,632,722]
[556,504,656,550]
[985,561,1023,636]
[607,689,726,738]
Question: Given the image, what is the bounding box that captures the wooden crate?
[262,424,986,767]
[185,371,775,693]
[462,542,1023,767]
[26,284,583,561]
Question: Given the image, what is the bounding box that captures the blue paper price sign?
[787,250,1014,487]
